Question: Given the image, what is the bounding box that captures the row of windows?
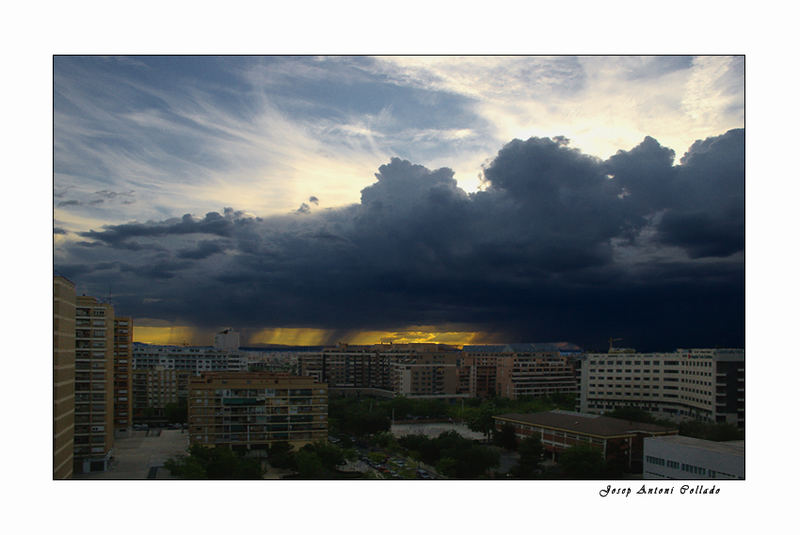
[647,457,703,473]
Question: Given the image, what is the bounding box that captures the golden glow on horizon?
[134,324,489,348]
[133,326,200,346]
[251,326,485,347]
[250,328,331,346]
[345,329,483,347]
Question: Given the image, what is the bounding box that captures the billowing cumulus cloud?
[55,130,744,351]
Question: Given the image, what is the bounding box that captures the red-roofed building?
[494,410,677,471]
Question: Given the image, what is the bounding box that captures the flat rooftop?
[494,410,677,437]
[645,434,744,456]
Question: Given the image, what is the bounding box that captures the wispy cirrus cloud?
[55,56,743,237]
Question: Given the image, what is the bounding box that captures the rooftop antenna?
[609,337,623,352]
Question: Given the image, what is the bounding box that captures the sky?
[53,55,744,350]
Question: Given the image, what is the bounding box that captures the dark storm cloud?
[176,240,228,260]
[663,129,744,257]
[79,210,253,247]
[57,129,744,350]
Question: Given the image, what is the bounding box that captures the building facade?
[132,368,191,425]
[53,276,76,479]
[390,352,462,397]
[298,343,577,400]
[579,349,744,426]
[643,435,744,479]
[133,343,246,373]
[298,344,394,392]
[461,345,578,399]
[214,328,240,351]
[73,296,115,473]
[131,343,245,425]
[113,317,133,434]
[188,372,328,450]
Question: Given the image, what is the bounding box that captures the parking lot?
[73,429,189,480]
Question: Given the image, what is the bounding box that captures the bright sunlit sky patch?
[54,55,743,233]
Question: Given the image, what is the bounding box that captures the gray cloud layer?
[56,129,744,350]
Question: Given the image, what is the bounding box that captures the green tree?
[304,441,345,470]
[373,431,401,452]
[451,445,500,478]
[267,442,296,470]
[467,402,496,441]
[513,435,544,478]
[295,450,325,478]
[165,445,264,479]
[679,420,743,441]
[558,445,606,478]
[495,423,518,450]
[435,457,458,476]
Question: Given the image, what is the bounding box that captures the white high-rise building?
[214,328,240,351]
[579,348,744,427]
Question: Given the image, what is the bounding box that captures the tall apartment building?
[391,352,462,397]
[298,344,395,392]
[132,343,246,373]
[214,328,240,351]
[188,372,328,450]
[113,317,133,434]
[132,368,191,424]
[461,345,578,399]
[579,348,744,427]
[53,276,76,479]
[245,350,300,374]
[132,342,246,424]
[298,343,579,399]
[74,296,115,473]
[458,351,503,398]
[298,343,467,397]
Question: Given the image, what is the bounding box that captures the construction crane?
[608,337,623,352]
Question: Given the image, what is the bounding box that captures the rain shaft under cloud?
[55,129,744,351]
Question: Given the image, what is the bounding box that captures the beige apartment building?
[188,372,328,450]
[298,343,579,400]
[298,343,468,398]
[132,367,191,423]
[74,296,115,472]
[461,345,578,399]
[390,352,462,397]
[113,317,133,434]
[496,351,578,399]
[299,344,394,391]
[54,276,76,479]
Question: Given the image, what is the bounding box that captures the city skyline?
[54,56,744,351]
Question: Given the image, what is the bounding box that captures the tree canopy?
[164,445,264,479]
